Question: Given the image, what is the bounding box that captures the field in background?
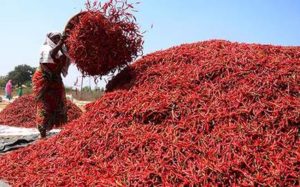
[0,86,104,102]
[0,87,32,96]
[0,86,103,113]
[66,89,104,102]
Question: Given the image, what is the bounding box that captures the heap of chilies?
[0,40,299,186]
[0,95,82,128]
[66,0,143,76]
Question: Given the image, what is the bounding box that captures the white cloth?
[39,44,56,64]
[39,32,72,77]
[0,125,61,136]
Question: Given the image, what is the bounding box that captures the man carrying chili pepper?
[32,31,72,138]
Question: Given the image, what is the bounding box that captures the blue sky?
[0,0,299,88]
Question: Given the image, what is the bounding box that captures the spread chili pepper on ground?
[0,95,82,128]
[0,40,299,186]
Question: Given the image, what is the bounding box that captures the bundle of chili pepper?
[0,95,82,128]
[0,40,299,186]
[66,0,143,76]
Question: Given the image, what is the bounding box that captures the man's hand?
[57,36,65,46]
[61,34,67,43]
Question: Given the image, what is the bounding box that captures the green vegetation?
[0,65,104,101]
[0,64,36,87]
[67,86,104,101]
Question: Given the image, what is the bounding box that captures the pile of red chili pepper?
[0,40,299,186]
[66,0,143,76]
[0,95,82,128]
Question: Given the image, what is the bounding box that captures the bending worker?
[32,32,71,138]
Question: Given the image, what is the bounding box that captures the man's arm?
[50,37,66,61]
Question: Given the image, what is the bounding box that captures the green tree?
[0,76,8,87]
[7,65,36,85]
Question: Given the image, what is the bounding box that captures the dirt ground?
[67,95,91,112]
[0,95,18,112]
[0,102,9,112]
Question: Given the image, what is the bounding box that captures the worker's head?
[47,32,62,44]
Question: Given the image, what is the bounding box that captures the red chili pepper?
[0,95,82,128]
[0,40,299,186]
[66,0,143,77]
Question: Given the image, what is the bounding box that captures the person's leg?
[37,124,46,138]
[36,103,47,138]
[58,86,68,124]
[48,80,67,128]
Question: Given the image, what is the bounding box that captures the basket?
[63,11,87,43]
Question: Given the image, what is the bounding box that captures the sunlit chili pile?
[0,40,299,186]
[0,95,82,128]
[66,0,143,76]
